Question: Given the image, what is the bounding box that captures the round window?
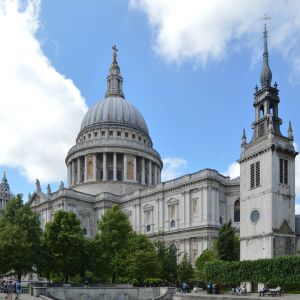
[250,210,260,223]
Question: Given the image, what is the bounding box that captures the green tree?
[195,247,218,283]
[177,253,194,283]
[155,241,177,285]
[0,194,42,280]
[216,220,239,261]
[98,205,132,283]
[122,233,162,285]
[43,210,86,283]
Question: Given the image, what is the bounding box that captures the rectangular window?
[192,198,198,214]
[279,158,288,185]
[250,161,260,189]
[256,161,260,187]
[109,131,113,136]
[101,131,105,136]
[250,163,255,189]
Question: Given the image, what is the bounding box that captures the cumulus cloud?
[161,158,187,181]
[0,0,87,183]
[130,0,300,79]
[223,161,240,179]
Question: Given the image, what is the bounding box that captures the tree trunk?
[65,274,69,283]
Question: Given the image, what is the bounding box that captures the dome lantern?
[105,45,124,99]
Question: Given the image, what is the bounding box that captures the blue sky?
[0,0,299,210]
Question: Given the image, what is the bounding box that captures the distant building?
[29,26,299,262]
[0,172,11,209]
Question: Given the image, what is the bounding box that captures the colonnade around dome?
[67,152,161,188]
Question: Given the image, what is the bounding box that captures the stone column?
[77,158,81,184]
[113,152,117,181]
[68,164,71,187]
[133,156,137,182]
[84,155,87,182]
[93,154,97,181]
[154,164,157,185]
[123,154,127,181]
[141,158,145,185]
[148,161,152,186]
[69,162,73,186]
[72,160,76,186]
[102,153,107,181]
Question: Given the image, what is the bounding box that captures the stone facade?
[29,32,299,262]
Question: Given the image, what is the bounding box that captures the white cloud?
[161,157,187,181]
[223,161,240,179]
[130,0,300,79]
[0,0,87,183]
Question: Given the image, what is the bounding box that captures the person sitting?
[241,286,247,295]
[181,282,188,294]
[270,286,281,296]
[259,286,269,296]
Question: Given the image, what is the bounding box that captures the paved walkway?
[174,292,300,299]
[0,294,39,300]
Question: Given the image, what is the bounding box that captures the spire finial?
[2,171,7,183]
[242,128,247,146]
[288,121,294,140]
[105,45,125,98]
[112,45,118,64]
[260,15,272,88]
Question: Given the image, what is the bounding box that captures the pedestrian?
[5,281,14,300]
[15,280,22,300]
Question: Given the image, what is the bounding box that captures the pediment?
[143,204,153,211]
[167,198,179,205]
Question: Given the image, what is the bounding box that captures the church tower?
[239,24,298,260]
[0,172,11,209]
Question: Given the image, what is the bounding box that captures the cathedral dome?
[66,46,162,196]
[80,96,149,136]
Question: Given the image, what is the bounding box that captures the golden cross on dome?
[112,45,118,63]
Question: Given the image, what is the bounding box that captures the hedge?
[205,256,300,285]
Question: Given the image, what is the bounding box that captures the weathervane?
[112,45,118,63]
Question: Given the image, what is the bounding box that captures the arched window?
[259,105,265,118]
[234,199,240,222]
[269,104,274,116]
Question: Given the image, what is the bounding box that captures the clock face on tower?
[250,209,260,223]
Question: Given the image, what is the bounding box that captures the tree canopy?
[43,210,87,282]
[216,220,239,261]
[0,194,42,280]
